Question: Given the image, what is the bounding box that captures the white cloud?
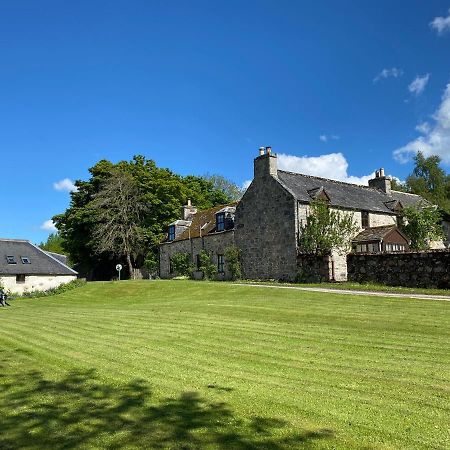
[41,220,57,232]
[408,74,430,96]
[373,68,403,83]
[319,134,340,143]
[430,9,450,35]
[277,152,375,185]
[53,178,78,192]
[241,179,252,191]
[394,81,450,164]
[415,122,431,134]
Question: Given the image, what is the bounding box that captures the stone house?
[0,238,78,294]
[159,148,448,281]
[159,201,237,280]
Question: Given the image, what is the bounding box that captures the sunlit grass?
[0,280,449,449]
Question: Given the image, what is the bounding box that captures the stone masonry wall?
[347,250,450,288]
[159,231,235,280]
[235,176,297,281]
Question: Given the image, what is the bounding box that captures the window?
[6,256,16,264]
[168,225,175,241]
[217,254,224,273]
[16,274,25,284]
[216,213,225,232]
[361,211,369,229]
[21,256,31,264]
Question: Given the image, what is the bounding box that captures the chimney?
[254,146,278,179]
[182,199,197,221]
[368,168,391,194]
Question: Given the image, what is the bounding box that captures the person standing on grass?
[0,289,10,307]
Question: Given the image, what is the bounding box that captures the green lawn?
[0,280,449,449]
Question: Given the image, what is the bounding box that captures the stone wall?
[347,250,450,288]
[235,170,297,281]
[0,275,77,295]
[159,231,235,280]
[296,254,332,282]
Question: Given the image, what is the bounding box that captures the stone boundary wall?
[297,254,331,283]
[347,250,450,288]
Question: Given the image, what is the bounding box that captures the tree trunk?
[126,253,134,280]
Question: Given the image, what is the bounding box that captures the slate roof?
[164,202,238,242]
[277,171,426,214]
[0,239,77,276]
[352,225,399,242]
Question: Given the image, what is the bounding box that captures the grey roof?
[0,239,77,276]
[389,191,428,208]
[277,171,426,214]
[45,251,69,266]
[352,225,408,243]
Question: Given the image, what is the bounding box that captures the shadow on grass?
[0,365,333,449]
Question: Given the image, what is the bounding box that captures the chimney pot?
[379,168,385,177]
[266,146,272,155]
[259,147,265,156]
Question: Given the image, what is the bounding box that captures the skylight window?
[21,256,31,264]
[6,256,17,264]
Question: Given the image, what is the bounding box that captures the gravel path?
[235,283,450,302]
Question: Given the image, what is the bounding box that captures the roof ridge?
[391,189,422,197]
[277,170,381,191]
[0,238,30,242]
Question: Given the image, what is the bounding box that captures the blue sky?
[1,0,450,243]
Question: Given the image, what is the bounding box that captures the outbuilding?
[0,238,77,295]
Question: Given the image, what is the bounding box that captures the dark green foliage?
[53,156,232,279]
[224,245,241,280]
[198,250,217,280]
[298,200,359,256]
[400,205,444,250]
[170,253,194,277]
[404,152,450,213]
[39,233,67,256]
[143,253,158,278]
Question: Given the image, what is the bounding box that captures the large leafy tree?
[53,155,232,279]
[298,200,359,256]
[400,205,444,250]
[404,152,450,213]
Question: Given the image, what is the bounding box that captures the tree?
[400,205,444,250]
[39,233,67,256]
[405,152,450,213]
[298,200,359,256]
[91,171,147,278]
[203,174,243,201]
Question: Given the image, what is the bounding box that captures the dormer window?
[168,225,175,241]
[6,256,16,264]
[216,213,225,232]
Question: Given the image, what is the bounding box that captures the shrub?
[170,253,194,277]
[198,250,217,280]
[19,279,86,299]
[225,245,242,280]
